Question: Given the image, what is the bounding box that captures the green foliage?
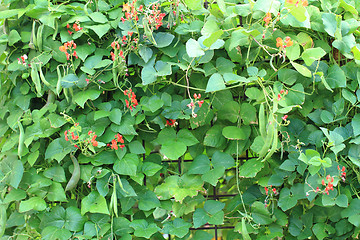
[1,0,360,239]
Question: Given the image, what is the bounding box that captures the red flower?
[111,139,118,150]
[263,12,272,26]
[264,187,268,195]
[68,30,73,35]
[166,119,176,126]
[66,24,70,29]
[272,188,277,194]
[92,141,98,147]
[282,115,288,121]
[198,100,204,108]
[64,130,69,141]
[111,52,115,61]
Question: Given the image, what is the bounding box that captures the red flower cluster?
[121,0,140,23]
[109,133,125,150]
[88,131,98,147]
[263,12,271,26]
[276,37,293,49]
[110,41,125,61]
[286,0,308,7]
[321,175,334,195]
[338,165,346,182]
[66,23,83,35]
[124,89,138,111]
[148,4,166,30]
[64,130,79,141]
[59,40,78,60]
[17,54,28,66]
[166,119,177,127]
[264,186,277,195]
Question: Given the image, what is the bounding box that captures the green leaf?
[335,194,348,208]
[240,103,256,124]
[128,141,145,154]
[74,89,101,108]
[312,223,328,240]
[89,12,108,23]
[212,151,235,169]
[160,139,187,160]
[142,162,162,176]
[109,108,122,125]
[251,201,273,225]
[342,88,357,105]
[61,74,78,88]
[325,64,346,88]
[154,32,174,48]
[188,155,210,174]
[201,166,225,186]
[185,0,203,10]
[204,200,225,215]
[47,182,67,202]
[113,153,139,176]
[186,38,205,58]
[81,191,110,215]
[129,220,160,238]
[217,101,240,123]
[203,30,224,48]
[253,0,280,14]
[278,188,297,211]
[43,165,66,182]
[19,197,46,212]
[222,126,250,140]
[148,95,164,112]
[291,62,312,78]
[165,218,192,238]
[45,138,73,162]
[138,190,161,211]
[193,208,210,228]
[139,46,153,63]
[155,61,172,76]
[155,175,203,203]
[8,30,21,46]
[239,158,264,178]
[88,24,111,38]
[141,65,157,85]
[205,73,226,92]
[301,48,326,66]
[177,129,199,146]
[349,214,360,227]
[41,226,71,240]
[203,125,226,148]
[352,114,360,136]
[322,13,337,37]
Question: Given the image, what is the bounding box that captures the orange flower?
[284,36,293,47]
[59,45,67,52]
[286,0,294,4]
[123,3,131,12]
[263,12,272,25]
[276,37,283,48]
[302,0,308,6]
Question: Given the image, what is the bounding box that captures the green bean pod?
[259,103,266,138]
[38,64,51,88]
[0,200,6,237]
[31,20,37,48]
[56,66,62,96]
[18,122,25,159]
[65,153,80,192]
[36,24,44,52]
[63,88,69,103]
[52,19,58,40]
[110,178,118,217]
[31,64,42,96]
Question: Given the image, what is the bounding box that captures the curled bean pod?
[18,122,25,159]
[65,153,80,192]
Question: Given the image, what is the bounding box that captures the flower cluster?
[110,41,125,61]
[88,131,98,147]
[108,133,125,150]
[264,186,278,208]
[66,23,83,35]
[124,89,138,111]
[286,0,308,7]
[147,4,167,30]
[121,0,140,23]
[166,119,177,127]
[321,175,334,195]
[17,54,30,67]
[59,40,78,60]
[276,37,293,49]
[187,93,204,117]
[338,165,346,182]
[263,12,272,26]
